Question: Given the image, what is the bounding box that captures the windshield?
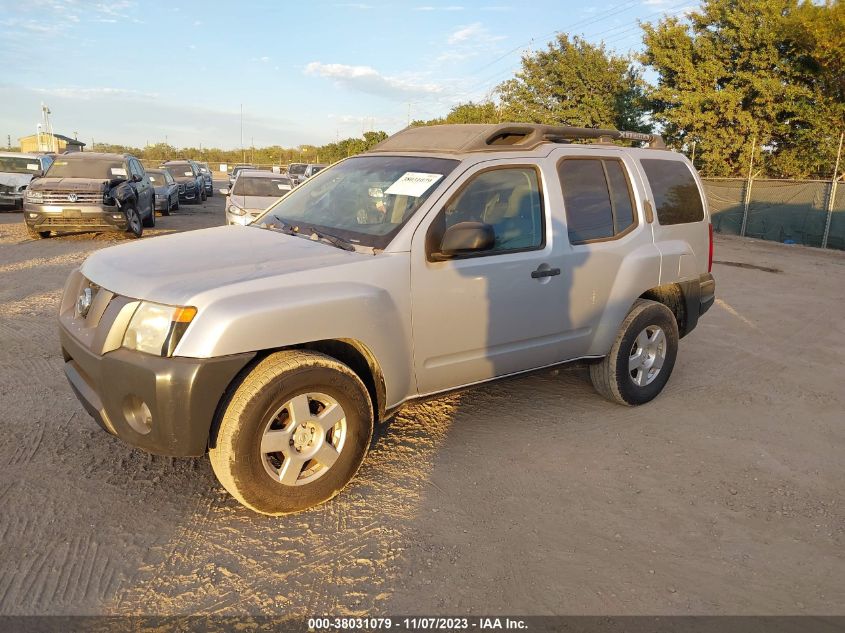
[233,176,292,196]
[255,155,459,249]
[147,171,170,186]
[288,163,307,175]
[162,164,195,180]
[0,156,41,174]
[46,158,126,180]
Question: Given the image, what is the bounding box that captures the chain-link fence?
[703,178,845,251]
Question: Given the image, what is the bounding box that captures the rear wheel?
[142,199,156,227]
[209,350,374,516]
[589,299,679,406]
[125,205,143,238]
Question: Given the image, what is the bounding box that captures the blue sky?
[0,0,694,149]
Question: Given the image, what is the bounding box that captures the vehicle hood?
[228,194,284,212]
[153,184,173,195]
[28,177,109,192]
[80,225,362,305]
[0,172,36,189]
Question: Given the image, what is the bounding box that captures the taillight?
[708,223,714,272]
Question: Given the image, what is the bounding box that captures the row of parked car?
[2,151,218,239]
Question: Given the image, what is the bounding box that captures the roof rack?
[369,123,665,154]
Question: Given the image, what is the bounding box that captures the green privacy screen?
[702,179,844,251]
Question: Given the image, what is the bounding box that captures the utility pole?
[407,103,411,127]
[822,131,844,249]
[6,135,10,150]
[740,134,757,237]
[240,103,245,164]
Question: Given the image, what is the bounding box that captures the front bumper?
[24,202,128,232]
[0,192,24,208]
[178,188,198,201]
[60,324,255,456]
[154,196,170,211]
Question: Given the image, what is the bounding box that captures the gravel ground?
[0,189,843,617]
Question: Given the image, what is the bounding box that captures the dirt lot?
[0,190,843,617]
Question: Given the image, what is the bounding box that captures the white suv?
[58,124,715,515]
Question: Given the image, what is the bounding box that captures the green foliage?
[497,35,651,132]
[90,133,388,168]
[642,0,845,178]
[412,101,501,127]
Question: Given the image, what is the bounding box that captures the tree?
[411,101,500,127]
[496,35,650,132]
[641,0,844,178]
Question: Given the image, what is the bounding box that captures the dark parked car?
[146,169,179,215]
[196,162,213,197]
[161,160,205,204]
[228,164,256,188]
[24,152,154,239]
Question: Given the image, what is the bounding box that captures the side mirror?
[219,188,229,195]
[433,221,495,260]
[131,173,142,183]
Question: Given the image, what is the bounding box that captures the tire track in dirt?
[109,396,461,617]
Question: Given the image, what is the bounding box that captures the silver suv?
[58,124,715,515]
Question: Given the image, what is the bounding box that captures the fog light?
[122,395,152,435]
[27,213,37,218]
[112,214,123,219]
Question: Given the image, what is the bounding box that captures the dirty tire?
[590,299,679,406]
[209,350,374,516]
[125,206,143,238]
[26,225,50,240]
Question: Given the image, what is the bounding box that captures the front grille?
[40,191,103,205]
[43,217,113,227]
[0,184,13,194]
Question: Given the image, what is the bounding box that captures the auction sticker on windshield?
[27,163,39,170]
[111,167,127,177]
[384,172,443,197]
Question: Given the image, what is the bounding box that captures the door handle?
[531,266,561,279]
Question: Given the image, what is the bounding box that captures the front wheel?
[589,299,679,406]
[125,205,143,238]
[209,350,374,516]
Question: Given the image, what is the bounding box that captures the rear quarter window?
[640,158,704,225]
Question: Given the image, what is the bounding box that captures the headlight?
[26,190,43,202]
[227,204,245,216]
[122,302,197,357]
[18,185,28,192]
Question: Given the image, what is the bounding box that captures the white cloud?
[439,22,507,62]
[305,62,444,99]
[334,2,374,8]
[413,5,464,10]
[447,22,505,45]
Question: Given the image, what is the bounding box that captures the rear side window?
[558,158,636,244]
[640,159,704,225]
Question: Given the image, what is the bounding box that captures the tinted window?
[559,159,636,243]
[438,167,544,253]
[640,159,704,225]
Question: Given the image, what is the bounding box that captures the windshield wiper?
[264,217,356,252]
[300,226,356,252]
